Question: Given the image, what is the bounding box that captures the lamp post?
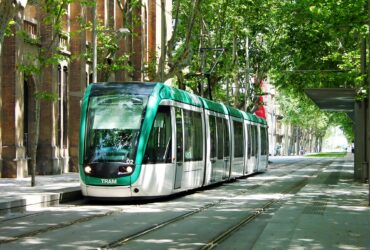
[91,4,129,83]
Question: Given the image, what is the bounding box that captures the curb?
[0,187,82,216]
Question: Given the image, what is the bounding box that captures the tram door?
[222,118,230,179]
[174,108,183,189]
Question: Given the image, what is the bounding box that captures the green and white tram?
[79,82,268,199]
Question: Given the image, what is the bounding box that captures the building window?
[57,65,68,149]
[63,66,68,148]
[57,65,62,147]
[23,20,37,40]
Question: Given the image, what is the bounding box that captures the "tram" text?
[101,179,117,184]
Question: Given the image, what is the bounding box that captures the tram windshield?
[85,95,148,163]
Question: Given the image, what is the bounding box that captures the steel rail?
[104,159,324,249]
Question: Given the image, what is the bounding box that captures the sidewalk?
[252,153,370,249]
[0,172,81,215]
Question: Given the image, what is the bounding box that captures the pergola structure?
[305,88,369,202]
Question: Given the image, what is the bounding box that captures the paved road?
[0,156,368,250]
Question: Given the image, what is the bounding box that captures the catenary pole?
[92,3,97,83]
[367,0,370,206]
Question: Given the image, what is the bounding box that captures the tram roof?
[199,97,228,114]
[226,105,244,119]
[88,82,157,96]
[87,82,267,125]
[159,84,203,107]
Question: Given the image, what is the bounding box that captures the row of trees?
[2,0,365,114]
[159,0,363,145]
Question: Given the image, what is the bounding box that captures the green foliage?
[77,16,133,81]
[269,0,367,94]
[277,88,330,138]
[306,152,347,157]
[329,113,354,142]
[34,91,58,102]
[17,0,72,101]
[5,20,15,38]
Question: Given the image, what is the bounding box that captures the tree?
[0,0,27,45]
[18,0,71,186]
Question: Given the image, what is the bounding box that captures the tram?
[79,82,268,199]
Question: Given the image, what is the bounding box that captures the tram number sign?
[101,179,117,185]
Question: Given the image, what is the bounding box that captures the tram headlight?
[126,166,133,174]
[84,165,92,174]
[118,165,134,175]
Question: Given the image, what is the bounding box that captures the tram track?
[200,177,309,250]
[0,158,330,248]
[0,209,118,245]
[104,158,327,249]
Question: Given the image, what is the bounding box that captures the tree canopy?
[162,0,366,140]
[0,0,365,141]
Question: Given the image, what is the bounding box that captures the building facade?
[0,0,171,178]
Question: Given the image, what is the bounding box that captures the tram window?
[143,106,172,164]
[209,115,217,159]
[184,110,203,161]
[85,95,148,163]
[216,117,224,160]
[224,118,230,157]
[252,125,258,156]
[251,125,257,157]
[233,121,244,158]
[176,108,184,162]
[260,127,268,156]
[255,126,259,155]
[247,124,252,158]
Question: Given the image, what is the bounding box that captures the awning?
[304,88,355,121]
[304,88,355,113]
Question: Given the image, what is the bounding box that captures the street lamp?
[92,4,130,83]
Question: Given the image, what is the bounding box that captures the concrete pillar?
[0,31,2,177]
[37,10,60,175]
[354,100,367,181]
[1,9,28,178]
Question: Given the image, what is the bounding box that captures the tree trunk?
[0,1,16,45]
[288,126,295,156]
[156,0,167,81]
[30,97,40,186]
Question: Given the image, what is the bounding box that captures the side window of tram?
[255,126,259,155]
[176,108,184,162]
[209,116,217,159]
[143,106,172,164]
[224,119,230,158]
[250,125,257,157]
[247,124,252,159]
[216,117,224,160]
[216,117,229,159]
[233,121,244,158]
[184,110,203,161]
[260,127,267,156]
[251,125,258,156]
